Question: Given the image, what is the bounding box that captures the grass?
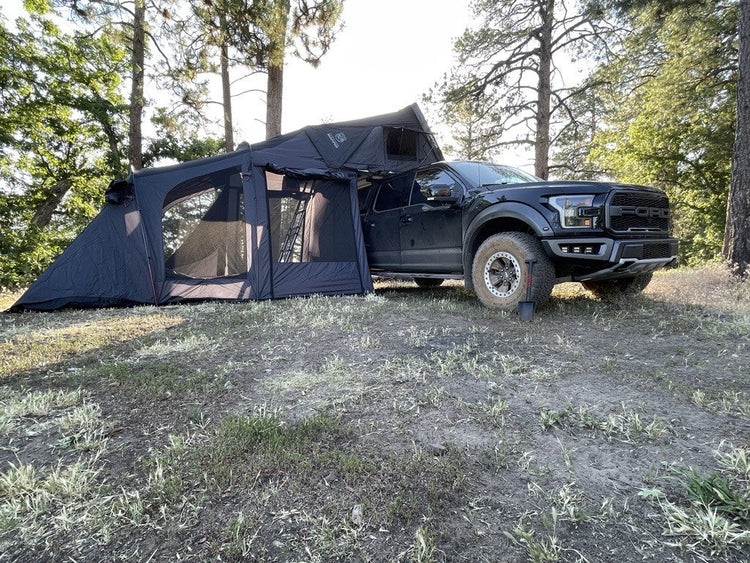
[717,442,750,479]
[120,410,467,559]
[0,387,117,552]
[638,442,750,557]
[658,498,750,556]
[0,312,183,378]
[471,395,509,428]
[691,388,750,417]
[0,454,107,548]
[505,509,570,563]
[0,388,83,437]
[399,525,440,562]
[222,510,262,560]
[58,402,111,452]
[0,266,748,561]
[682,469,750,523]
[538,401,672,443]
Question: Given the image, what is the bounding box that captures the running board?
[371,272,464,280]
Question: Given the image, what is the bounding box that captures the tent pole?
[131,186,159,306]
[144,255,159,306]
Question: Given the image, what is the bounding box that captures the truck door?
[399,168,464,273]
[362,173,414,271]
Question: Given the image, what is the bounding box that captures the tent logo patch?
[327,132,348,149]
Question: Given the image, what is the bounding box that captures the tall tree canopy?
[167,0,269,152]
[433,0,614,178]
[160,0,344,142]
[585,0,738,264]
[41,0,165,170]
[0,13,128,288]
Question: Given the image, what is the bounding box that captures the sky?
[279,0,471,135]
[2,1,538,166]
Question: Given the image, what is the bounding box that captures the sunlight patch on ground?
[0,314,184,378]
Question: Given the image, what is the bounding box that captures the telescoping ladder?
[278,193,311,262]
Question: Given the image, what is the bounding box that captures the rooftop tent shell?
[10,104,443,311]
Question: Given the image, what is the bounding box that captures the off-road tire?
[582,273,653,299]
[414,277,444,288]
[471,232,555,310]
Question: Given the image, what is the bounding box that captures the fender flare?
[462,202,553,288]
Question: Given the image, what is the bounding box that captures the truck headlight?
[549,195,599,229]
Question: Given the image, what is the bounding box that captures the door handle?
[401,215,414,224]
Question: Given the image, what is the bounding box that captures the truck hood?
[472,180,665,199]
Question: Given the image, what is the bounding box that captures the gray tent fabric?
[9,104,442,311]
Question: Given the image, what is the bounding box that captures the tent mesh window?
[266,171,357,263]
[162,169,246,278]
[384,127,419,159]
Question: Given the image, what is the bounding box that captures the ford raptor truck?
[358,161,678,309]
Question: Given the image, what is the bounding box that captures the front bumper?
[542,237,678,281]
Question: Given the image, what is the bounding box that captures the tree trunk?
[220,45,234,151]
[98,107,125,176]
[265,0,290,140]
[220,53,234,150]
[29,178,73,228]
[723,0,750,277]
[128,0,146,170]
[534,0,554,180]
[220,14,234,152]
[265,64,284,139]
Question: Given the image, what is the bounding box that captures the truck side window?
[413,169,458,206]
[357,183,372,212]
[373,174,413,212]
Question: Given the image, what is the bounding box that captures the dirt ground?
[0,265,749,562]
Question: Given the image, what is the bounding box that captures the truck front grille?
[607,191,670,233]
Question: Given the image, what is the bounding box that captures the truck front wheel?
[471,232,555,310]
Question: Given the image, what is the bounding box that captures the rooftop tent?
[9,104,442,311]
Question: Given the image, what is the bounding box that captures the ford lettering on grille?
[611,206,670,219]
[607,190,671,233]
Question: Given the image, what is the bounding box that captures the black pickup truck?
[359,161,678,309]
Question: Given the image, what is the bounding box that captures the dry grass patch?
[0,390,122,558]
[0,313,184,378]
[0,388,83,436]
[646,265,750,312]
[539,401,672,443]
[129,410,468,561]
[0,292,23,312]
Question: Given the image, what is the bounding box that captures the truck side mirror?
[426,183,459,204]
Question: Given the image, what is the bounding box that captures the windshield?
[450,162,541,187]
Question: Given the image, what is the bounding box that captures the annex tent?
[10,104,443,311]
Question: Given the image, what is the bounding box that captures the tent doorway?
[265,171,358,266]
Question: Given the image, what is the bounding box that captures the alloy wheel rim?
[483,251,521,298]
